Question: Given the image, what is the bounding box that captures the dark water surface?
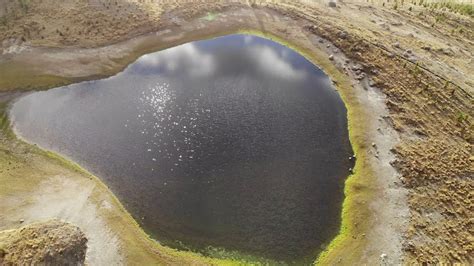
[11,34,353,264]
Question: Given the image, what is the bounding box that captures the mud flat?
[1,0,472,265]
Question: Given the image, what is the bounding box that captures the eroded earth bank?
[0,0,472,265]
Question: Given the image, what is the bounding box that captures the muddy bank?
[0,0,472,264]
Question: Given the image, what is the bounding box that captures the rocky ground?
[0,0,472,265]
[0,220,87,265]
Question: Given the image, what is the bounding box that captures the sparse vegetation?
[18,0,30,12]
[437,1,473,17]
[457,111,469,123]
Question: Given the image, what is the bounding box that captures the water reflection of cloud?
[136,36,307,82]
[138,43,215,77]
[249,45,307,80]
[244,35,254,44]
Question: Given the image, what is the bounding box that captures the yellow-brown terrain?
[0,0,472,265]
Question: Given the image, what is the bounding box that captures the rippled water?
[11,34,353,264]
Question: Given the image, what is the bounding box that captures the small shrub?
[18,0,29,12]
[457,112,469,123]
[443,80,450,89]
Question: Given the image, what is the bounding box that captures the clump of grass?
[435,13,447,23]
[443,80,450,89]
[457,112,469,123]
[202,12,218,21]
[18,0,30,12]
[413,62,422,77]
[0,103,14,139]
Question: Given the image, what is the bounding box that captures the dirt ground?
[0,0,472,265]
[0,220,87,265]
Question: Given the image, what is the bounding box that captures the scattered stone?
[392,42,400,48]
[381,253,388,260]
[439,47,454,56]
[19,219,24,224]
[351,64,363,71]
[380,23,390,31]
[372,142,377,147]
[318,38,324,43]
[338,31,348,39]
[328,1,337,8]
[326,44,330,48]
[329,54,334,60]
[356,73,366,80]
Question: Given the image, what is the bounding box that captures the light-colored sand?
[17,176,123,265]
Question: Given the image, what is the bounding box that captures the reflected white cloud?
[249,45,307,80]
[244,35,254,44]
[137,38,306,82]
[139,43,215,77]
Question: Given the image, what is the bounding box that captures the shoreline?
[1,24,398,265]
